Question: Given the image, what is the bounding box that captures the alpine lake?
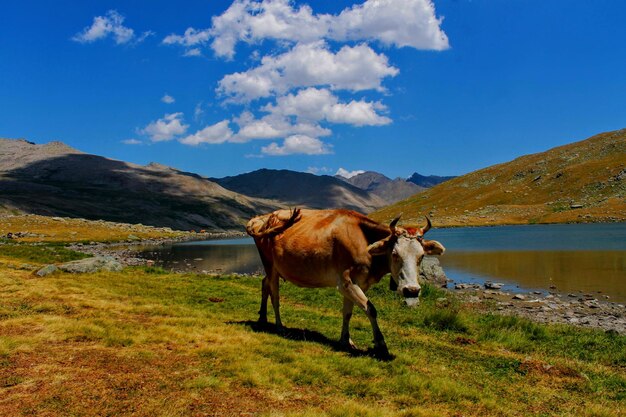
[139,223,626,303]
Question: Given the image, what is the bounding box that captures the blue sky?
[1,0,625,178]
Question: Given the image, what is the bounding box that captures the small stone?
[584,300,600,309]
[512,294,526,300]
[35,264,58,277]
[484,282,504,290]
[58,256,123,273]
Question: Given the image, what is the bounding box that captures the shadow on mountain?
[0,153,278,231]
[214,168,386,213]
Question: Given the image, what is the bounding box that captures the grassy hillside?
[371,129,626,227]
[1,250,624,416]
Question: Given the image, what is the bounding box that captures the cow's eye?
[391,250,399,259]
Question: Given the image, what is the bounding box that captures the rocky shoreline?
[452,285,626,335]
[64,238,626,336]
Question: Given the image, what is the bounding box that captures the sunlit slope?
[371,128,626,227]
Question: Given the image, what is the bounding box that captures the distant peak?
[42,140,80,153]
[146,162,174,170]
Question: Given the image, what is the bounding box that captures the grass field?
[1,250,624,416]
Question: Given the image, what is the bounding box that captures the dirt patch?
[0,343,315,416]
[518,359,582,379]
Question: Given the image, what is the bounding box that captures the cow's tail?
[247,208,301,238]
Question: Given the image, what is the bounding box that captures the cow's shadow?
[228,320,395,361]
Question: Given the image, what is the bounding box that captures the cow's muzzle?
[402,286,421,307]
[402,287,421,298]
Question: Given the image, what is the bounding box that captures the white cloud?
[72,10,148,45]
[336,168,366,178]
[194,102,205,121]
[331,0,449,50]
[217,41,398,102]
[141,113,189,142]
[179,120,233,145]
[265,87,391,126]
[183,48,203,57]
[163,28,211,56]
[204,0,448,58]
[153,1,450,157]
[161,94,175,104]
[209,0,330,59]
[261,135,332,156]
[307,166,332,175]
[232,111,330,142]
[121,138,142,145]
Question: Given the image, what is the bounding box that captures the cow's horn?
[389,214,401,234]
[421,216,432,235]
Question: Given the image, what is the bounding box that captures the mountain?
[0,138,280,231]
[214,169,386,213]
[336,171,425,203]
[407,172,456,188]
[370,128,626,227]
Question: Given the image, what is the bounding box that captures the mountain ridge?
[214,168,386,213]
[335,171,426,203]
[0,138,280,231]
[370,128,626,227]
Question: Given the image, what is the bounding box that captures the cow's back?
[270,210,372,288]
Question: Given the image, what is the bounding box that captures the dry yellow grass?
[371,129,626,227]
[0,214,192,243]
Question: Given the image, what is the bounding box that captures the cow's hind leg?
[340,297,357,351]
[338,266,389,356]
[268,269,283,332]
[258,275,270,325]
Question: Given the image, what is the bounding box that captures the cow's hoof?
[373,342,391,360]
[340,338,358,352]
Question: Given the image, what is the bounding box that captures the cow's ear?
[422,239,445,255]
[367,238,390,256]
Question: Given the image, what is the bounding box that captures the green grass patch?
[0,242,89,264]
[0,266,624,416]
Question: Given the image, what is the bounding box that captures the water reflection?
[143,243,264,275]
[441,251,626,301]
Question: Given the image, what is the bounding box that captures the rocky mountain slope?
[336,171,425,203]
[214,169,386,213]
[0,139,280,231]
[371,129,626,227]
[407,172,456,188]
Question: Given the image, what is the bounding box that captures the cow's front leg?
[338,266,389,356]
[340,297,357,351]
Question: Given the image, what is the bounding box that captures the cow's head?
[368,215,445,306]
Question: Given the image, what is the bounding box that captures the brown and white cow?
[247,208,445,355]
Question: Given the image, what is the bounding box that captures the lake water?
[140,223,626,302]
